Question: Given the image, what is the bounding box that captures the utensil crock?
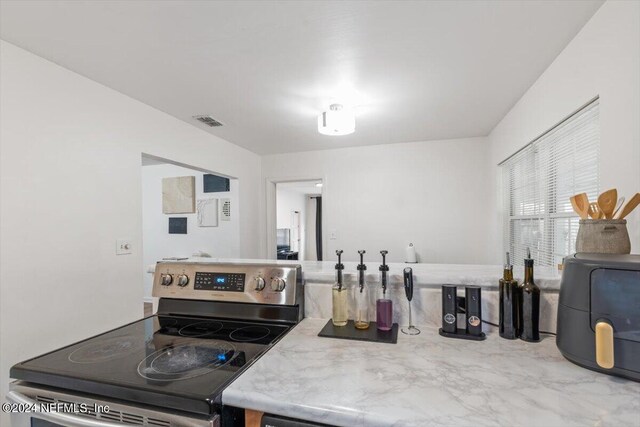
[576,219,631,254]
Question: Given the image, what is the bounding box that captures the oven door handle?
[6,391,124,427]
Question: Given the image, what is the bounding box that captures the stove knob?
[270,277,286,292]
[161,274,173,286]
[177,274,189,287]
[254,277,266,291]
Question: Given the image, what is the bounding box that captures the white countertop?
[222,318,640,427]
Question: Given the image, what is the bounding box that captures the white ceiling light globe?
[317,104,355,136]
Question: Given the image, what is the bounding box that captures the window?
[501,99,600,267]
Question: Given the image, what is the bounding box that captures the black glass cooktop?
[11,315,291,415]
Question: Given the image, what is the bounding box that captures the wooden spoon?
[617,193,640,219]
[588,202,602,219]
[570,193,590,219]
[612,196,625,218]
[597,189,617,219]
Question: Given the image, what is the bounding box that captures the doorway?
[140,153,240,311]
[273,180,323,261]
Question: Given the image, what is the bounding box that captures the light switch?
[116,239,132,255]
[330,230,337,240]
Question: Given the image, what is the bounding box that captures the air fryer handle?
[403,267,413,301]
[595,320,614,369]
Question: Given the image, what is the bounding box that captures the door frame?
[265,176,326,260]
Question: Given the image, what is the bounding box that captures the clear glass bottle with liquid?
[354,250,370,330]
[332,250,348,327]
[376,250,393,331]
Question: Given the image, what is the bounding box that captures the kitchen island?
[222,318,640,427]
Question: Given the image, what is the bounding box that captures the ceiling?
[0,1,602,155]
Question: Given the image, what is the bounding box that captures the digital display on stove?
[194,272,245,292]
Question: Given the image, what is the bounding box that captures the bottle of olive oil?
[332,250,348,327]
[354,250,370,330]
[499,252,519,339]
[520,248,540,342]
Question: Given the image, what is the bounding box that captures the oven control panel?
[152,261,301,306]
[194,272,245,292]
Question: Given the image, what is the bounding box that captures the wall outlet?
[116,239,132,255]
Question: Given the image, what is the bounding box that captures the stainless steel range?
[8,261,304,427]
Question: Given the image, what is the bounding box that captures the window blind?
[501,99,600,267]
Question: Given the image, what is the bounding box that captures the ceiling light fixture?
[315,182,323,188]
[317,104,355,136]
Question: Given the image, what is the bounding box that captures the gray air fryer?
[557,253,640,381]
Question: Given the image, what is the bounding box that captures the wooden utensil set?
[571,189,640,220]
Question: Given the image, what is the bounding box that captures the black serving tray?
[318,320,398,344]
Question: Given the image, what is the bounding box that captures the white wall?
[263,137,492,264]
[488,0,640,262]
[0,40,262,424]
[305,196,318,261]
[2,3,638,419]
[142,164,240,297]
[276,187,306,259]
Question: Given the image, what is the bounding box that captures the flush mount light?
[315,182,323,188]
[317,104,355,136]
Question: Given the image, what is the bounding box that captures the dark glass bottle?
[520,251,540,342]
[499,252,520,339]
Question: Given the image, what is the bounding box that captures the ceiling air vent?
[193,115,223,127]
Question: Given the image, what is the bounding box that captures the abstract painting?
[168,217,188,234]
[162,176,195,214]
[203,174,230,193]
[197,198,218,227]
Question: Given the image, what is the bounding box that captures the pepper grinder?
[401,267,420,335]
[376,250,393,331]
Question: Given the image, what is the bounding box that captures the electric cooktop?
[11,315,291,415]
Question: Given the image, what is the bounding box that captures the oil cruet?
[354,250,370,329]
[331,250,348,327]
[376,250,393,331]
[520,248,540,342]
[499,252,520,339]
